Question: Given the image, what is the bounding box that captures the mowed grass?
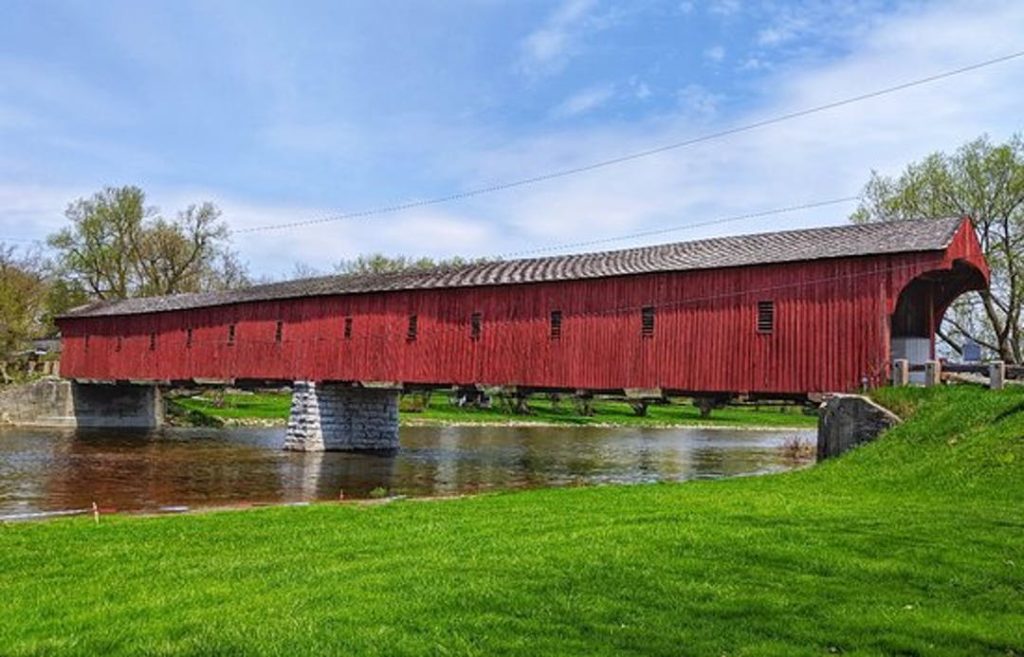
[1,386,1022,656]
[173,391,816,428]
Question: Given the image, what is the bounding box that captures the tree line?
[0,185,482,366]
[2,133,1024,367]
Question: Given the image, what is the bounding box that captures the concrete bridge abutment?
[0,379,164,429]
[284,382,400,452]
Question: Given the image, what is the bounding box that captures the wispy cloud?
[676,84,722,118]
[517,0,598,76]
[703,45,726,63]
[3,0,1022,279]
[433,0,1024,255]
[550,84,615,118]
[708,0,741,17]
[0,183,92,242]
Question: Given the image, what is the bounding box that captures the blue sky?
[1,0,1022,277]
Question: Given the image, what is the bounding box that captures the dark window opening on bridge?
[641,306,655,338]
[275,321,284,343]
[550,310,562,340]
[757,301,775,334]
[227,324,236,346]
[470,312,482,341]
[186,328,193,348]
[344,317,353,340]
[115,336,122,352]
[407,315,418,342]
[149,333,156,351]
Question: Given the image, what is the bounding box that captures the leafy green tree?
[40,278,90,335]
[48,186,249,300]
[0,245,48,379]
[333,254,488,276]
[851,135,1024,362]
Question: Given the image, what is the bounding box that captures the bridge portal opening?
[890,259,988,379]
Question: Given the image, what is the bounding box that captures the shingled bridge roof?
[61,217,966,318]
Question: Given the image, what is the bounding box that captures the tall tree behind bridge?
[851,135,1024,363]
[334,254,487,276]
[0,245,48,378]
[47,186,249,301]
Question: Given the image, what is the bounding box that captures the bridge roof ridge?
[59,216,966,319]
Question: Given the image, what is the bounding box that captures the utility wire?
[233,49,1024,234]
[493,195,860,259]
[1,195,860,258]
[10,51,1019,250]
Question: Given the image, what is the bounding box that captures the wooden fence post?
[924,360,941,387]
[989,361,1005,390]
[892,359,909,387]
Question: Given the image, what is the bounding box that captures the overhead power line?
[233,49,1024,235]
[0,194,861,260]
[493,195,860,259]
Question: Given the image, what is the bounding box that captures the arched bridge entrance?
[891,258,989,379]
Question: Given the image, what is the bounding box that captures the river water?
[0,424,814,519]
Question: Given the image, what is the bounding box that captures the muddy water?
[0,424,814,518]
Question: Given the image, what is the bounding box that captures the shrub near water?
[0,385,1021,656]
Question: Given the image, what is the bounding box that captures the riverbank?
[2,385,1021,655]
[171,391,817,429]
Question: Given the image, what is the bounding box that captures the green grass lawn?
[2,385,1022,656]
[172,391,817,428]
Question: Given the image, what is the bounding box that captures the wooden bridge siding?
[58,239,982,395]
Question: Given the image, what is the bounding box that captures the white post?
[989,361,1006,391]
[924,360,941,387]
[892,359,909,387]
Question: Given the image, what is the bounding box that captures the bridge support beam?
[284,382,400,452]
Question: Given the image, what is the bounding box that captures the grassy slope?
[1,386,1022,656]
[173,392,817,428]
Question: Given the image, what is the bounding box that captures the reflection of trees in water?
[42,428,291,511]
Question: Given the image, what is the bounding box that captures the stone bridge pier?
[284,382,400,452]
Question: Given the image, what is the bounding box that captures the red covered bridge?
[56,217,988,450]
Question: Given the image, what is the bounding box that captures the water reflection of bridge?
[5,425,814,515]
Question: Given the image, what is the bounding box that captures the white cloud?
[703,45,726,63]
[676,83,722,118]
[550,84,615,118]
[208,195,493,279]
[756,26,791,47]
[517,0,598,75]
[435,0,1024,254]
[6,0,1024,279]
[0,183,92,243]
[708,0,741,17]
[738,56,770,71]
[262,120,362,156]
